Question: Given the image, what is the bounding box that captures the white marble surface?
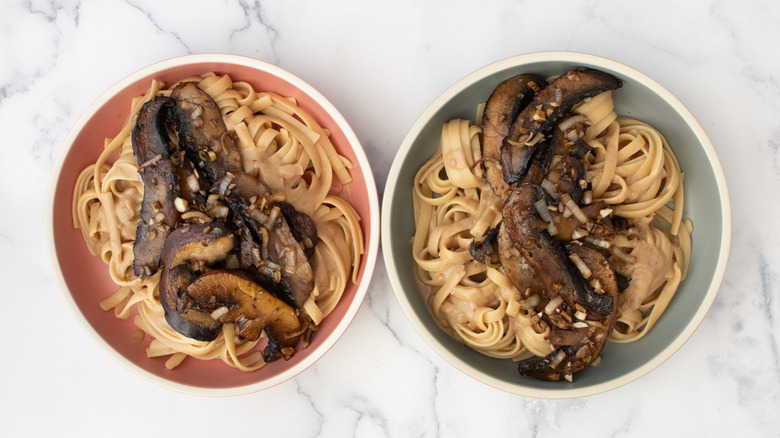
[1,0,778,436]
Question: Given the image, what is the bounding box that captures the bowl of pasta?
[382,51,730,398]
[48,54,379,395]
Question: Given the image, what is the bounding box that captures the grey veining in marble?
[2,0,779,436]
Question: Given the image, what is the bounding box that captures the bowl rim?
[381,51,732,398]
[47,53,380,396]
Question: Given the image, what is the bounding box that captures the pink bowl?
[47,54,379,395]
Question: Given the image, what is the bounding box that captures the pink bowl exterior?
[48,54,379,395]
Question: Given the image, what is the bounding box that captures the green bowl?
[381,52,731,398]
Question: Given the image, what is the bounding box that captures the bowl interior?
[383,53,729,397]
[50,55,378,394]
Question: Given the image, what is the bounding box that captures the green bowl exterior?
[381,52,730,398]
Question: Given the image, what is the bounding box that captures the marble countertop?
[2,1,778,436]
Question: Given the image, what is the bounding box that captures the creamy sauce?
[618,223,673,316]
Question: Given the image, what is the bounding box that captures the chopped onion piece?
[557,115,587,132]
[251,247,262,266]
[216,173,234,197]
[569,253,592,279]
[570,228,588,240]
[520,294,540,309]
[206,194,219,210]
[265,206,281,228]
[213,205,229,219]
[186,174,200,192]
[249,209,268,224]
[283,247,296,274]
[561,194,588,223]
[174,197,189,213]
[262,260,281,271]
[190,105,203,120]
[582,190,593,205]
[553,87,563,106]
[260,227,270,260]
[544,296,563,315]
[549,349,567,368]
[612,247,637,264]
[210,306,229,320]
[585,236,611,249]
[541,178,559,199]
[141,153,164,169]
[534,199,552,222]
[505,139,526,149]
[527,133,544,146]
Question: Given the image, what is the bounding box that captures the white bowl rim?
[381,51,732,398]
[47,53,380,396]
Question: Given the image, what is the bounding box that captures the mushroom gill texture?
[131,96,180,278]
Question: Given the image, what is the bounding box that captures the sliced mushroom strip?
[502,185,613,315]
[170,83,244,179]
[501,137,552,187]
[170,82,316,308]
[469,227,499,265]
[159,222,235,341]
[131,96,180,278]
[545,155,586,204]
[278,202,319,260]
[481,74,547,199]
[265,216,315,308]
[549,116,592,160]
[516,140,553,187]
[132,96,176,162]
[518,242,619,381]
[183,270,302,362]
[501,68,622,184]
[496,224,545,296]
[170,82,262,230]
